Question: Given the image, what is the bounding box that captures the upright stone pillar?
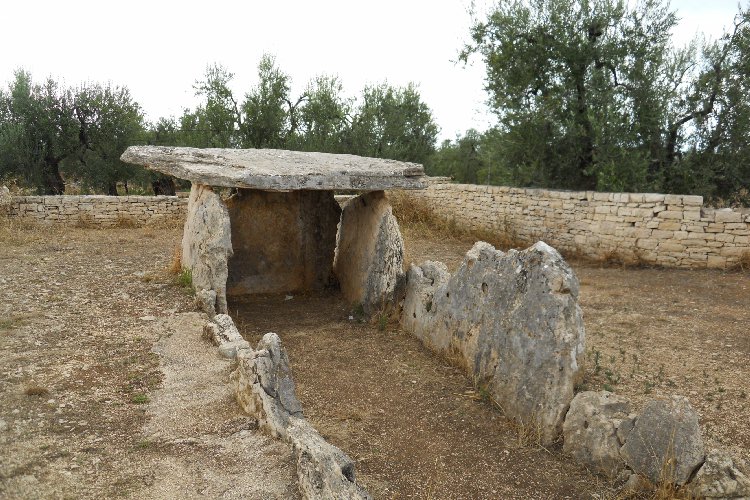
[334,191,404,315]
[181,184,233,313]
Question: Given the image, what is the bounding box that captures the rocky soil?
[1,221,747,498]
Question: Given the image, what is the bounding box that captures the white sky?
[0,0,745,142]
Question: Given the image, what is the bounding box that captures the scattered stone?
[233,333,303,439]
[0,185,11,214]
[621,473,647,495]
[334,191,405,316]
[563,391,635,478]
[231,331,370,498]
[690,449,750,498]
[195,289,217,318]
[121,145,426,191]
[620,396,705,485]
[401,241,585,445]
[202,314,249,359]
[288,417,371,500]
[139,315,157,322]
[0,418,7,432]
[181,184,233,313]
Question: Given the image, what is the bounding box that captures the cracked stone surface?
[121,146,426,191]
[401,241,585,445]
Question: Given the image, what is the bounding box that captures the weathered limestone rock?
[225,189,341,295]
[563,391,635,478]
[334,191,405,315]
[288,417,372,500]
[233,333,303,439]
[0,185,10,214]
[690,449,750,498]
[195,289,217,318]
[231,331,370,498]
[401,241,585,445]
[121,146,426,191]
[202,313,250,358]
[620,396,705,485]
[181,184,233,314]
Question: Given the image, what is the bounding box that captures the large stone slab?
[181,184,233,314]
[225,189,341,295]
[334,191,405,315]
[121,146,426,191]
[401,241,585,445]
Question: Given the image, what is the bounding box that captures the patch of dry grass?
[389,190,525,251]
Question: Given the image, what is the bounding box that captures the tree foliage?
[460,0,750,200]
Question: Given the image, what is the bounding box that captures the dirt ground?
[1,222,747,499]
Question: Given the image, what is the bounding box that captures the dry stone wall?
[406,179,750,269]
[5,195,187,227]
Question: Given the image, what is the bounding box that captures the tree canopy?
[448,0,750,201]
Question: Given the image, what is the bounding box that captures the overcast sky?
[0,0,745,142]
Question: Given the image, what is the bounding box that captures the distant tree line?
[0,54,438,195]
[432,0,750,203]
[2,0,749,202]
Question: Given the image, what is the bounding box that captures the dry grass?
[167,245,182,275]
[24,384,50,397]
[389,190,525,251]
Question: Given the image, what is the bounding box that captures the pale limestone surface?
[6,194,186,226]
[202,313,250,359]
[691,449,750,498]
[181,184,233,313]
[288,417,372,500]
[143,313,298,499]
[233,333,303,440]
[121,146,425,191]
[620,396,705,485]
[562,391,635,479]
[408,179,750,269]
[232,333,370,499]
[334,191,405,315]
[401,241,585,445]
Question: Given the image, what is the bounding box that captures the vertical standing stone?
[334,191,404,315]
[181,184,233,313]
[401,241,585,445]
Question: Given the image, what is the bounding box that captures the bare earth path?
[1,224,747,498]
[0,226,296,499]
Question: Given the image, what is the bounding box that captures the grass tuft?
[24,384,50,396]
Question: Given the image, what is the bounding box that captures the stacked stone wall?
[406,180,750,269]
[5,195,187,227]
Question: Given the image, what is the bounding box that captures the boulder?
[181,184,233,314]
[195,289,217,318]
[334,191,405,316]
[620,396,705,485]
[690,449,750,498]
[233,333,303,439]
[563,391,635,478]
[288,417,372,500]
[401,241,585,445]
[202,314,249,358]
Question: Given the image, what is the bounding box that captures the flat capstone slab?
[121,146,426,191]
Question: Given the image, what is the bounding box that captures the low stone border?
[399,239,750,497]
[563,391,750,497]
[202,310,371,499]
